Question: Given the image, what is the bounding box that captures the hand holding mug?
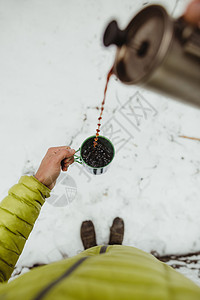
[35,146,75,190]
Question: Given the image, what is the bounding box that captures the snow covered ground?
[0,0,200,285]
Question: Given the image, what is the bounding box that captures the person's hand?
[183,0,200,27]
[34,146,75,190]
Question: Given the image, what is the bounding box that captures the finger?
[62,166,68,172]
[57,148,75,162]
[63,157,73,163]
[63,160,72,166]
[183,0,200,26]
[63,157,74,164]
[48,146,71,154]
[62,159,74,169]
[62,163,69,171]
[68,157,74,165]
[61,159,72,169]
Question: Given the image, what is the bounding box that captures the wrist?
[34,173,48,188]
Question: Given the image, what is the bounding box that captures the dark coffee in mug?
[82,136,113,168]
[74,135,115,175]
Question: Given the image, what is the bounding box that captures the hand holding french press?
[184,0,200,26]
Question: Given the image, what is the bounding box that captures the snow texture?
[0,0,200,285]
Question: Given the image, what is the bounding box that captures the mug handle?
[74,148,82,165]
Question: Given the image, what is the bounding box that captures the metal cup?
[74,135,115,175]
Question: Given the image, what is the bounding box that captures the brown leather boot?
[81,220,97,250]
[109,217,124,245]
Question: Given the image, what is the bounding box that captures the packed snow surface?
[0,0,200,285]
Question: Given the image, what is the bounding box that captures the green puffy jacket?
[0,176,200,300]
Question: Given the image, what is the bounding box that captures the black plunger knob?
[103,20,126,47]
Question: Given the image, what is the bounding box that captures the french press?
[103,5,200,107]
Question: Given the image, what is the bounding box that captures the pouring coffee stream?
[74,67,114,172]
[93,66,114,148]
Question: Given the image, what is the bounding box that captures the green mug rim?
[79,135,115,169]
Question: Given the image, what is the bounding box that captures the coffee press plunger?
[103,5,200,107]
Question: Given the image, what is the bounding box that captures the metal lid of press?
[103,5,174,84]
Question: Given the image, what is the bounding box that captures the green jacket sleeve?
[0,176,51,283]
